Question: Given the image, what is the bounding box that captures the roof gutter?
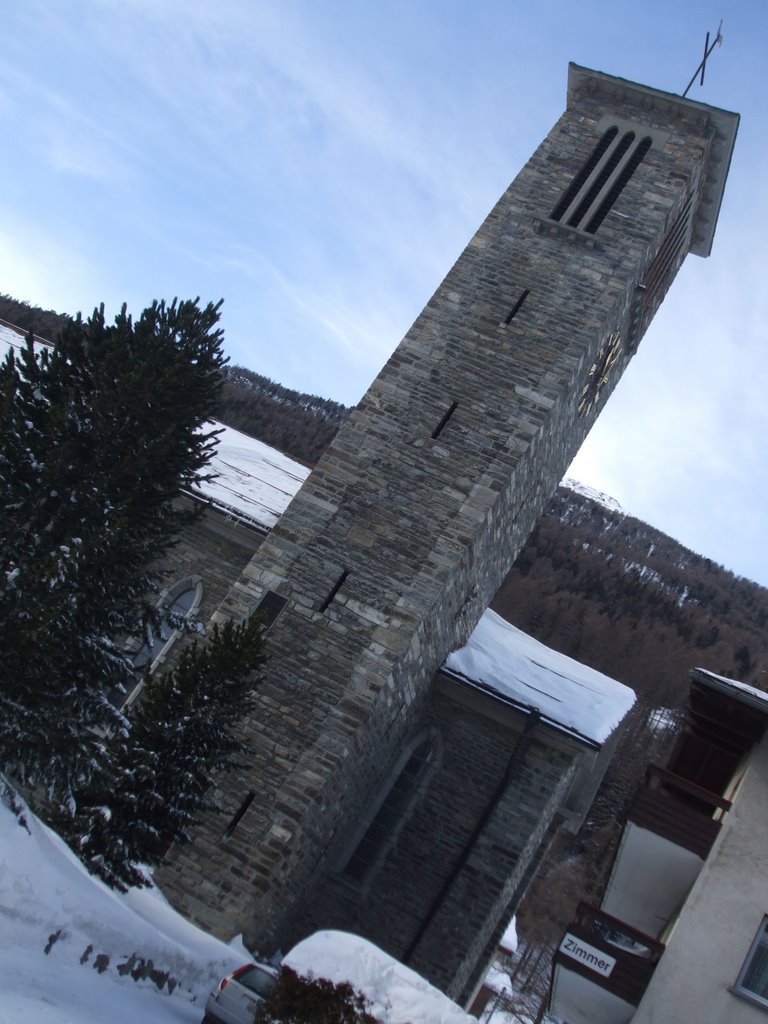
[440,667,602,751]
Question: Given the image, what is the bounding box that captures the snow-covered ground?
[0,790,475,1024]
[0,789,247,1024]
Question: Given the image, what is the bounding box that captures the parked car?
[203,962,279,1024]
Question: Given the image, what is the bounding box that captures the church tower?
[158,65,738,983]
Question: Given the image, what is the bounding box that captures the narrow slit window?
[504,289,530,325]
[432,402,458,439]
[319,570,349,613]
[223,791,256,839]
[254,590,288,631]
[551,126,619,222]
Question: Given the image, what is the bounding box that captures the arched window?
[342,729,439,883]
[122,576,204,709]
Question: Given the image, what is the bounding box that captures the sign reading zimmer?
[559,933,616,977]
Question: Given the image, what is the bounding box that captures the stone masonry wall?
[158,69,732,969]
[140,500,264,671]
[282,682,578,999]
[160,503,263,618]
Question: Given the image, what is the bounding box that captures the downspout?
[458,815,563,1008]
[402,710,541,965]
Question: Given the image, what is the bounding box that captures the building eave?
[438,667,602,752]
[689,667,768,718]
[567,63,739,258]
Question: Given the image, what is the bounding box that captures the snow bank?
[190,421,308,529]
[0,794,476,1024]
[444,610,635,745]
[0,791,244,1024]
[285,930,474,1024]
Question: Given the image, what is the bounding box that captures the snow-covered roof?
[0,320,34,355]
[2,322,308,532]
[187,421,309,531]
[284,930,475,1024]
[443,610,635,746]
[690,667,768,716]
[483,963,511,996]
[2,322,307,531]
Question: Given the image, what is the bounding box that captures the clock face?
[578,329,622,417]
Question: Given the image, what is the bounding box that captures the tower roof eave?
[567,63,739,258]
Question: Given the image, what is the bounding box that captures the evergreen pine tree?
[64,616,264,891]
[0,299,225,808]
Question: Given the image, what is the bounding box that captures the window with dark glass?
[254,590,287,631]
[734,916,768,1007]
[120,577,204,711]
[343,735,436,882]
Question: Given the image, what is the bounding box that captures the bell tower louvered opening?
[552,122,661,234]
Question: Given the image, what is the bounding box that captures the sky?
[1,0,767,585]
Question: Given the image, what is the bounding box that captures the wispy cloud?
[3,0,768,584]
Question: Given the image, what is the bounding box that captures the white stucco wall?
[601,823,704,939]
[632,734,768,1023]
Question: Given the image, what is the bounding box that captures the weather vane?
[682,21,724,98]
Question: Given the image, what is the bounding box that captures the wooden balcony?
[627,764,729,859]
[601,765,730,937]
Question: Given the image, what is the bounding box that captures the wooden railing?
[627,764,728,858]
[553,903,664,1006]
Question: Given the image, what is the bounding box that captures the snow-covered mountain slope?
[561,477,624,516]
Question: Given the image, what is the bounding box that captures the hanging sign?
[559,933,616,977]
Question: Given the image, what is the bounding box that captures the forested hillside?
[495,484,768,701]
[0,293,69,341]
[219,365,351,466]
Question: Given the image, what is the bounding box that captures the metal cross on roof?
[682,21,724,98]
